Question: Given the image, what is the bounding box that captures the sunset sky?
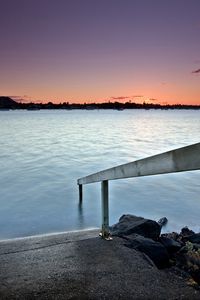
[0,0,200,105]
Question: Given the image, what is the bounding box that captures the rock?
[158,217,168,227]
[159,236,182,254]
[181,227,195,238]
[110,214,161,240]
[162,232,181,242]
[176,253,200,285]
[174,240,200,285]
[187,233,200,244]
[124,234,169,268]
[193,243,200,251]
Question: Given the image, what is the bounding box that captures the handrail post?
[101,180,110,239]
[79,184,83,203]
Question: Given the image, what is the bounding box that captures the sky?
[0,0,200,105]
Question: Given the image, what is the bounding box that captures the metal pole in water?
[101,180,111,239]
[79,184,83,203]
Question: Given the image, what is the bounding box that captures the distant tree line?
[0,96,200,110]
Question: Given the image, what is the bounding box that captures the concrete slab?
[0,230,199,299]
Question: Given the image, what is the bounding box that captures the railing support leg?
[79,184,83,203]
[101,180,111,240]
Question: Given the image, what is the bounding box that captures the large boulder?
[110,214,161,240]
[124,234,169,268]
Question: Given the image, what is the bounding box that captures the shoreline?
[0,227,99,243]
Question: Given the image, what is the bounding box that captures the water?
[0,109,200,239]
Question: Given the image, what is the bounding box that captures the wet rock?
[159,236,182,255]
[181,227,195,238]
[175,242,200,285]
[187,233,200,244]
[193,244,200,251]
[110,214,161,240]
[158,217,168,228]
[110,215,200,285]
[164,231,180,241]
[124,234,169,269]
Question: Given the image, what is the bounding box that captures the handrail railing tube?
[77,142,200,238]
[78,143,200,185]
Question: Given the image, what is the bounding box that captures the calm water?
[0,109,200,239]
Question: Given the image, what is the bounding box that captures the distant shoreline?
[0,96,200,110]
[1,104,200,111]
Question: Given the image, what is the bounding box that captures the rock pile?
[162,227,200,285]
[110,214,200,286]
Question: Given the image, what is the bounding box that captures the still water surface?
[0,109,200,239]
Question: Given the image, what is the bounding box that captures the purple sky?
[0,0,200,104]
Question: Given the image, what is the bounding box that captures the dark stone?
[158,217,168,228]
[124,234,169,269]
[181,227,195,237]
[159,236,182,254]
[187,233,200,244]
[175,249,200,284]
[193,243,200,250]
[110,214,161,240]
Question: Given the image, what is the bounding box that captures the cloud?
[110,95,144,101]
[111,96,130,100]
[7,95,24,102]
[149,98,157,102]
[8,95,34,103]
[192,68,200,74]
[8,95,21,98]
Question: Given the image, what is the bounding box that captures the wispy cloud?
[8,95,35,103]
[109,95,144,101]
[132,95,143,98]
[8,95,21,98]
[192,68,200,74]
[8,95,24,102]
[149,98,157,102]
[111,96,130,100]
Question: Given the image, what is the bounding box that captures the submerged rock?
[110,214,161,240]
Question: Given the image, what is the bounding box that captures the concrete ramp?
[0,230,199,299]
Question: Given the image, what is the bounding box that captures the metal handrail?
[77,143,200,238]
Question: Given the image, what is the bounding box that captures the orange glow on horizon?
[13,94,199,106]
